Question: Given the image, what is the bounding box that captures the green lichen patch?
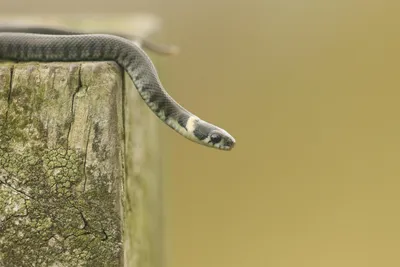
[0,146,121,267]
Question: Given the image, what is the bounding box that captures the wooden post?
[0,61,162,266]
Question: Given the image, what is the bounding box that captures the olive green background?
[2,0,400,266]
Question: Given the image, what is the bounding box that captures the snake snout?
[225,138,235,149]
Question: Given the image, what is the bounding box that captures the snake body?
[0,25,180,55]
[0,27,235,150]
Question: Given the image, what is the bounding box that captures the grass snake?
[0,25,235,150]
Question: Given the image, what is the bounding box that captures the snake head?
[187,117,236,150]
[206,128,236,150]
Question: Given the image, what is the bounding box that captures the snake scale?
[0,25,235,150]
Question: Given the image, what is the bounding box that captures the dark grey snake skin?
[0,25,179,55]
[0,28,235,150]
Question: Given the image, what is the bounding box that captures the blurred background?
[2,0,400,266]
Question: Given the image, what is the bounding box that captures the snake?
[0,25,235,150]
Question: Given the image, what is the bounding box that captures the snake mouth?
[226,139,235,149]
[220,140,235,151]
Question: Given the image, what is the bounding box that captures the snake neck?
[120,50,197,141]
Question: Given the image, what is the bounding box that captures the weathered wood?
[124,71,163,267]
[0,61,162,267]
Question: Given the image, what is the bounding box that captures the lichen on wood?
[0,62,125,267]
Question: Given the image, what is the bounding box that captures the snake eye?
[210,133,222,144]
